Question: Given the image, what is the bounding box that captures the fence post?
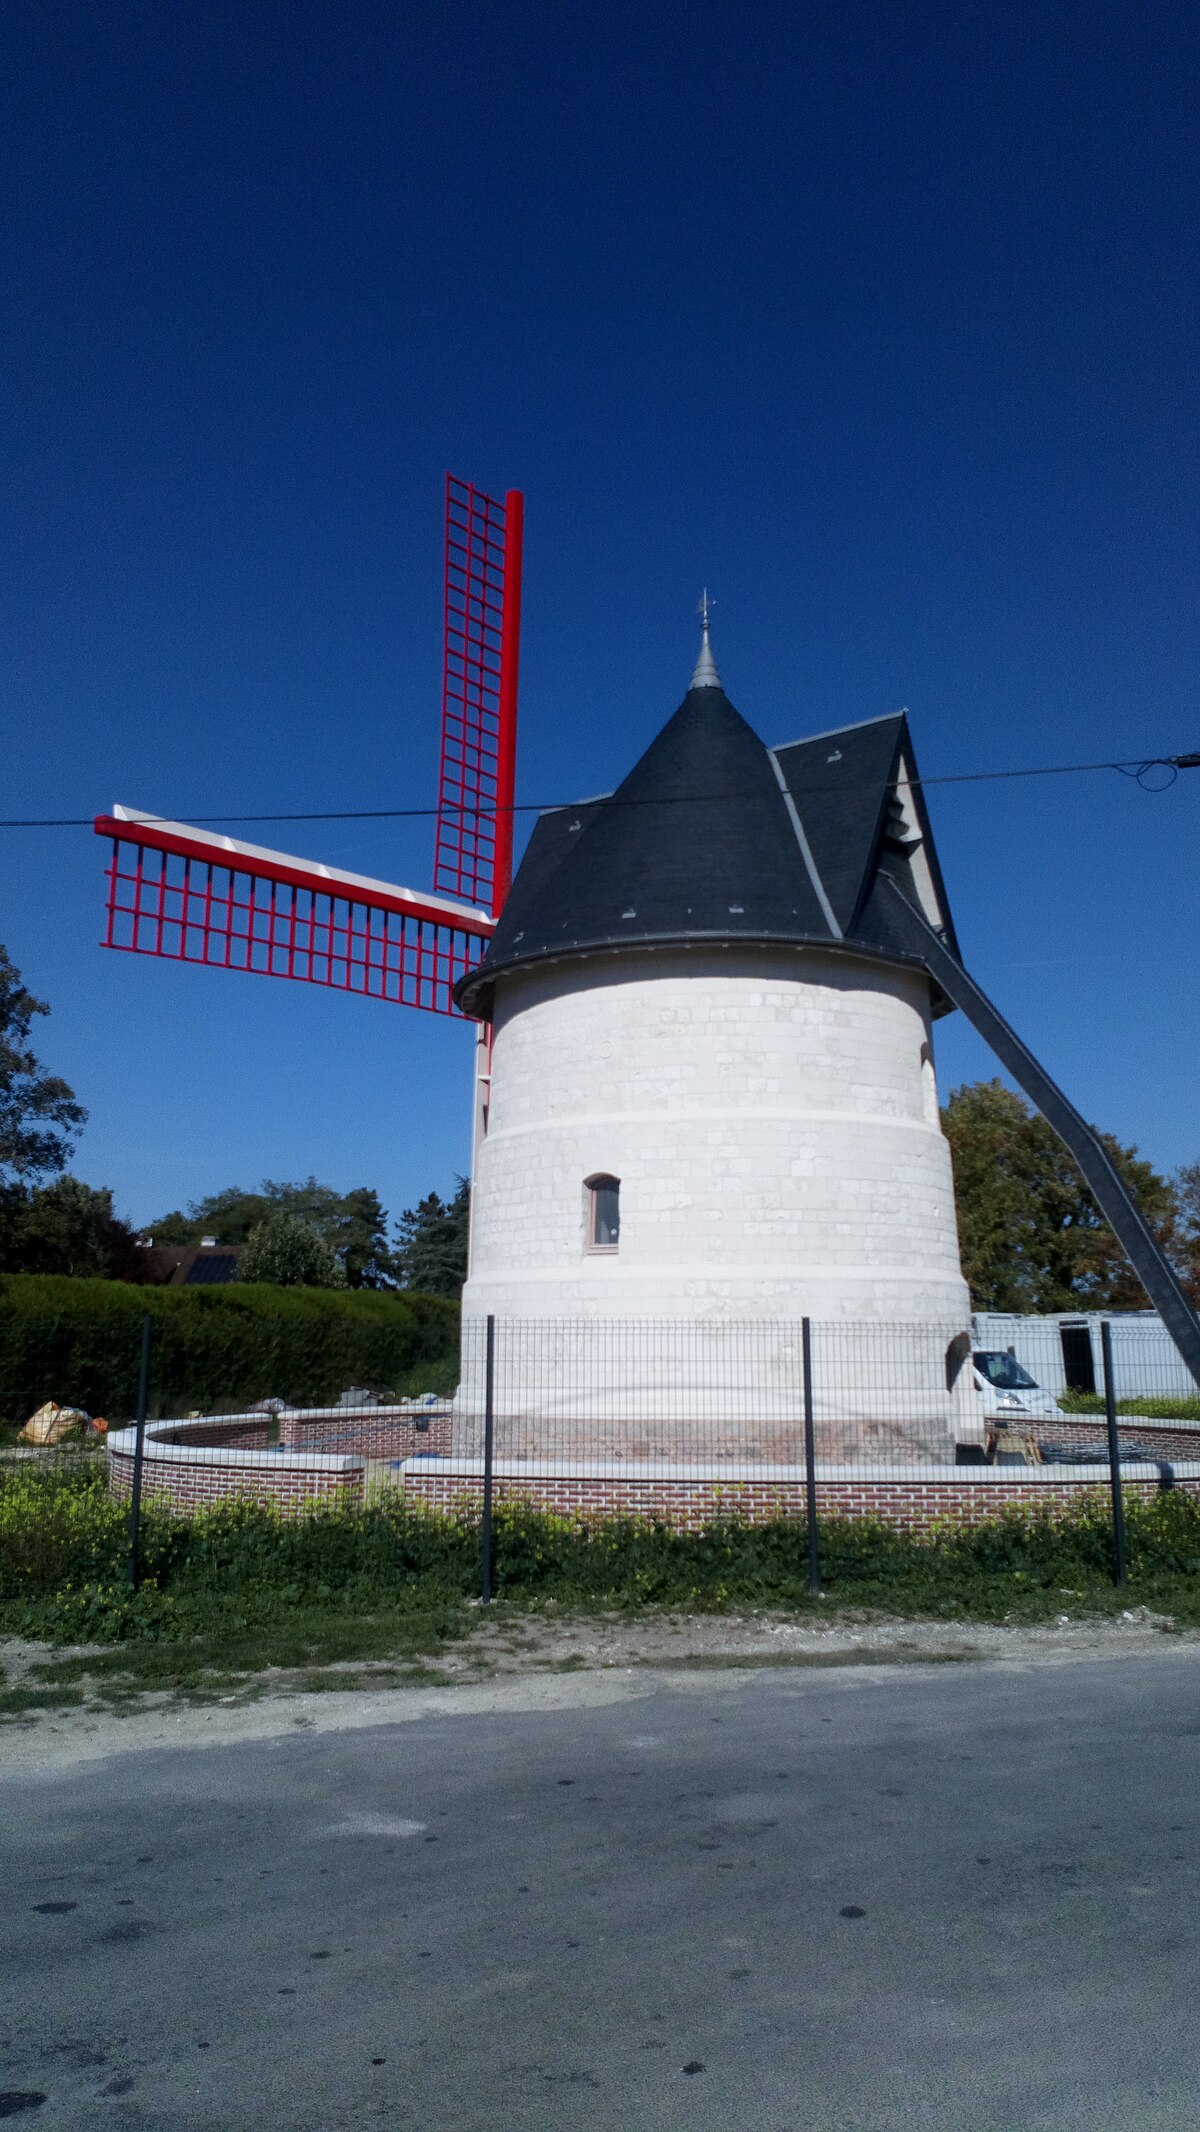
[127,1313,152,1591]
[481,1314,495,1604]
[1101,1319,1127,1587]
[802,1317,819,1593]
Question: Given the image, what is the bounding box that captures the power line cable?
[1,751,1198,831]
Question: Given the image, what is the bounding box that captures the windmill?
[94,485,1200,1399]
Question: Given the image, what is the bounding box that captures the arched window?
[585,1174,620,1252]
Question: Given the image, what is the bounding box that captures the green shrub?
[0,1273,459,1428]
[0,1462,479,1641]
[8,1466,1200,1648]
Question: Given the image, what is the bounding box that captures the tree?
[942,1079,1179,1312]
[144,1208,195,1246]
[334,1187,393,1288]
[392,1178,470,1296]
[147,1184,278,1247]
[0,1176,150,1281]
[0,945,86,1185]
[237,1212,346,1288]
[144,1177,394,1286]
[1174,1162,1200,1305]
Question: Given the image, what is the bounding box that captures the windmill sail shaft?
[877,871,1200,1386]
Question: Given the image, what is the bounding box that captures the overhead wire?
[1,750,1198,831]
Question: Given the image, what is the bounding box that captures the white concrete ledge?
[106,1423,363,1475]
[201,1404,448,1424]
[399,1456,1200,1485]
[1056,1413,1200,1433]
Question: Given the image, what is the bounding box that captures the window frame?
[584,1173,620,1254]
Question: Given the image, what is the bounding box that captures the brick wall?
[106,1420,364,1515]
[154,1421,272,1450]
[1033,1414,1200,1463]
[401,1461,1200,1536]
[278,1407,454,1459]
[106,1411,1200,1533]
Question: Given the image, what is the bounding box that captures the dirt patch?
[439,1604,1186,1675]
[1,1603,1193,1775]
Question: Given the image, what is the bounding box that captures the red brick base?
[105,1412,1200,1532]
[278,1407,453,1458]
[106,1423,364,1514]
[1031,1414,1200,1462]
[401,1465,1200,1536]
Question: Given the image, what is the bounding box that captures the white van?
[973,1348,1062,1425]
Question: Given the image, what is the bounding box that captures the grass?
[0,1681,88,1718]
[26,1599,469,1679]
[1058,1391,1200,1422]
[1,1601,472,1713]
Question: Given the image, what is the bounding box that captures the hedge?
[0,1275,460,1429]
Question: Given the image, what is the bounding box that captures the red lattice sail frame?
[95,812,493,1018]
[95,471,521,1021]
[434,475,523,916]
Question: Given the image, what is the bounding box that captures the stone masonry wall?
[465,946,970,1324]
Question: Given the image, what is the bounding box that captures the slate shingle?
[456,682,956,1015]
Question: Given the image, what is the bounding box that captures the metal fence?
[6,1310,1199,1596]
[455,1316,974,1464]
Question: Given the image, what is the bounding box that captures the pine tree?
[392,1178,470,1296]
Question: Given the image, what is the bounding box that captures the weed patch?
[7,1465,1200,1680]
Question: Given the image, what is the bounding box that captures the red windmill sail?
[94,476,522,1019]
[435,476,523,917]
[95,809,492,1017]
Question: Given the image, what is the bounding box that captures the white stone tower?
[454,618,975,1450]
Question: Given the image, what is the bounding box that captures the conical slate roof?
[455,668,958,1017]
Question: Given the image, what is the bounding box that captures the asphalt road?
[3,1650,1200,2131]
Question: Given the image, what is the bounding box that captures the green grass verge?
[1058,1391,1200,1421]
[5,1603,470,1708]
[5,1463,1200,1709]
[0,1681,88,1718]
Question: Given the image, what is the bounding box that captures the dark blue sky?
[3,0,1198,1228]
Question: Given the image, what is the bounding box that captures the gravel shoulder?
[3,1604,1195,1775]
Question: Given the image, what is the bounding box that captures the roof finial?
[690,587,722,690]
